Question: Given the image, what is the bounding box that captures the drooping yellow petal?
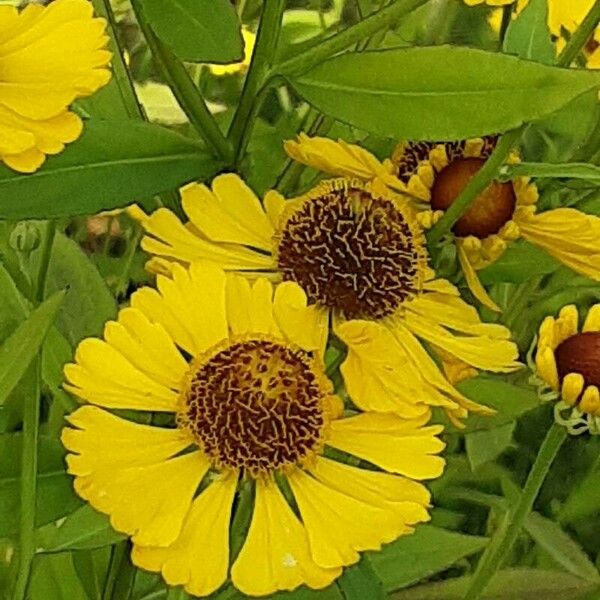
[584,305,600,332]
[284,134,407,192]
[264,189,287,227]
[232,476,341,595]
[310,456,431,524]
[517,208,600,281]
[249,277,282,335]
[562,373,585,406]
[103,308,188,391]
[274,282,329,355]
[457,243,502,313]
[140,208,275,272]
[287,468,415,569]
[131,262,228,356]
[535,346,559,390]
[181,175,275,251]
[63,337,180,412]
[328,413,445,480]
[132,471,237,597]
[334,319,432,419]
[63,407,207,547]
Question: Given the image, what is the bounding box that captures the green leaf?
[0,434,80,536]
[524,512,600,582]
[338,557,386,599]
[478,240,559,284]
[559,468,600,524]
[35,505,125,553]
[450,378,539,433]
[501,161,600,182]
[0,291,64,405]
[369,525,488,592]
[465,422,515,470]
[503,0,554,64]
[139,0,243,63]
[0,120,222,219]
[45,233,117,346]
[27,553,89,600]
[390,569,599,600]
[288,46,600,140]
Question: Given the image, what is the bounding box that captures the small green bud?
[9,222,41,255]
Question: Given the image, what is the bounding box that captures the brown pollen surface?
[431,157,516,239]
[555,332,600,389]
[181,339,327,475]
[276,184,421,320]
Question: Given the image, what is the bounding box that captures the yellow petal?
[264,189,287,227]
[64,338,179,412]
[334,319,432,418]
[132,471,237,597]
[62,406,191,475]
[287,468,415,569]
[132,262,228,356]
[328,413,445,480]
[457,244,502,313]
[535,346,559,390]
[562,372,585,406]
[584,305,600,332]
[232,476,341,595]
[249,277,281,335]
[274,282,329,355]
[310,456,431,524]
[517,208,600,281]
[182,175,274,251]
[103,307,188,391]
[579,385,600,416]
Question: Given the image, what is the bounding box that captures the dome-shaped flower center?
[180,339,328,475]
[431,158,516,239]
[276,182,422,320]
[555,332,600,388]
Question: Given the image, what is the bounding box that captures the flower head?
[132,173,520,427]
[0,0,111,172]
[62,262,444,597]
[534,304,600,435]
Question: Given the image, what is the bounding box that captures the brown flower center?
[180,339,328,475]
[431,158,516,239]
[555,332,600,389]
[276,182,422,320]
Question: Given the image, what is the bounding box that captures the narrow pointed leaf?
[0,291,64,405]
[288,46,600,140]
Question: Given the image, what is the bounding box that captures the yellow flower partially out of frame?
[131,173,521,428]
[535,304,600,434]
[0,0,112,173]
[208,27,255,76]
[285,135,600,314]
[62,261,445,597]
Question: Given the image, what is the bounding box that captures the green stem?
[166,587,188,600]
[131,0,233,163]
[228,0,286,166]
[35,221,56,304]
[11,360,40,600]
[102,542,127,600]
[92,0,145,118]
[116,226,143,299]
[276,0,431,77]
[462,422,568,600]
[557,0,600,67]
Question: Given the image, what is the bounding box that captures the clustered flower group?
[5,0,600,597]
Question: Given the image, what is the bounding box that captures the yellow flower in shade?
[62,261,445,597]
[0,0,112,173]
[285,135,600,313]
[534,304,600,434]
[208,27,255,76]
[132,173,521,428]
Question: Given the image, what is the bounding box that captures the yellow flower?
[208,27,255,76]
[62,262,445,597]
[534,303,600,434]
[132,173,521,428]
[285,135,600,313]
[0,0,112,172]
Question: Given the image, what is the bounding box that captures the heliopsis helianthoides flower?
[208,27,255,76]
[132,173,520,427]
[0,0,111,172]
[61,261,445,597]
[284,134,600,313]
[534,304,600,435]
